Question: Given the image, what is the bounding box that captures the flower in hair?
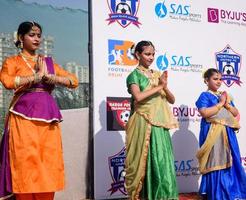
[13,31,18,43]
[130,44,136,55]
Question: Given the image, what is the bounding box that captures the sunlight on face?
[137,45,155,67]
[22,26,42,51]
[207,72,222,91]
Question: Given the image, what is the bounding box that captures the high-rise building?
[0,32,17,108]
[39,35,54,57]
[81,66,89,83]
[65,62,89,83]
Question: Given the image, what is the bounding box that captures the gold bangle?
[51,74,56,84]
[14,76,20,88]
[26,76,31,86]
[215,104,222,111]
[34,73,43,84]
[225,104,232,110]
[34,73,38,83]
[67,77,73,86]
[47,74,56,84]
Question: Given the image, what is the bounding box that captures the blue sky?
[22,0,88,11]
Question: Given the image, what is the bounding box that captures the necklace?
[137,65,153,79]
[20,54,36,74]
[136,65,152,73]
[208,90,221,98]
[136,65,159,86]
[20,52,38,62]
[136,65,153,77]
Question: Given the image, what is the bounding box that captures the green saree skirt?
[140,126,178,200]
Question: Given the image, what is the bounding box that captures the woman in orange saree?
[0,21,78,200]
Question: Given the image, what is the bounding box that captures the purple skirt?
[0,119,12,198]
[10,90,62,123]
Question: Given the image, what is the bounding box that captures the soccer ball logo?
[107,0,141,28]
[108,147,127,195]
[116,110,130,128]
[215,44,242,87]
[223,64,235,75]
[116,2,132,15]
[120,110,130,124]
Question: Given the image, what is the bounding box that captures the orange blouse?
[0,55,78,90]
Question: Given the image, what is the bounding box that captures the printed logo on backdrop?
[107,97,131,130]
[106,0,141,28]
[155,1,202,23]
[108,147,127,195]
[108,39,137,77]
[156,53,169,71]
[175,159,200,177]
[207,7,246,27]
[173,106,201,123]
[215,45,242,87]
[172,105,201,176]
[156,52,203,73]
[207,8,219,23]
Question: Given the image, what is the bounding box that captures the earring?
[20,41,23,49]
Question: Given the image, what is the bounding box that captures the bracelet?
[215,104,222,111]
[52,74,57,84]
[225,104,232,110]
[159,90,166,97]
[14,76,20,88]
[47,74,56,85]
[67,77,73,86]
[26,76,32,86]
[34,73,42,84]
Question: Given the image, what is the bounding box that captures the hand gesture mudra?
[159,71,168,89]
[35,56,57,85]
[220,91,227,106]
[36,55,47,76]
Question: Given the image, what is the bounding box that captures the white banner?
[92,0,246,199]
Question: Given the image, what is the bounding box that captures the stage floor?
[179,193,203,200]
[0,193,203,200]
[87,193,203,200]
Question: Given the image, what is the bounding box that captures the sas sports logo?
[155,1,190,19]
[154,1,201,23]
[106,0,141,28]
[215,45,242,87]
[156,53,191,70]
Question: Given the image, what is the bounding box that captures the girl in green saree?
[125,41,179,200]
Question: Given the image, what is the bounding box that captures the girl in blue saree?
[196,68,246,200]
